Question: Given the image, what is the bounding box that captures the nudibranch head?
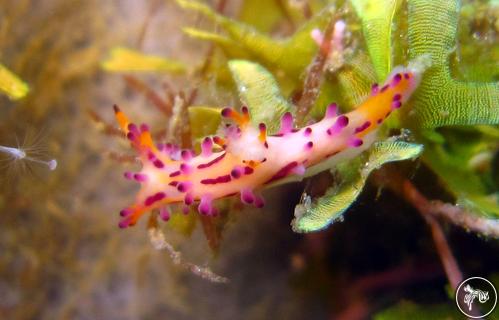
[113,62,423,228]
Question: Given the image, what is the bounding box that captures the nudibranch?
[114,64,422,228]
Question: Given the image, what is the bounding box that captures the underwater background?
[0,0,498,319]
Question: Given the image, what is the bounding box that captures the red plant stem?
[401,180,463,290]
[335,262,441,319]
[295,19,335,125]
[123,75,172,116]
[372,169,464,290]
[430,200,499,238]
[177,91,193,148]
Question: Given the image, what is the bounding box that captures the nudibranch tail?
[114,63,422,228]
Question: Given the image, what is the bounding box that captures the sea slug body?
[114,64,422,228]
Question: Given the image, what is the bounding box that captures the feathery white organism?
[0,145,57,170]
[0,133,57,173]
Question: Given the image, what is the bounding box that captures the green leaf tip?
[177,0,332,80]
[0,63,29,100]
[101,47,186,74]
[365,140,424,173]
[351,0,400,81]
[188,106,222,140]
[406,0,499,128]
[228,60,292,134]
[292,141,423,233]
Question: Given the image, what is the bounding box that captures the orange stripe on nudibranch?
[113,63,423,228]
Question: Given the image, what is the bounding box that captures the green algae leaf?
[351,0,400,81]
[0,63,29,100]
[182,28,249,59]
[168,210,198,236]
[374,300,460,320]
[311,53,377,122]
[292,141,423,233]
[176,0,332,80]
[101,47,186,74]
[406,0,499,128]
[228,60,292,134]
[422,128,499,219]
[188,106,222,140]
[336,52,377,107]
[476,125,499,139]
[238,0,311,32]
[459,194,499,219]
[238,0,285,33]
